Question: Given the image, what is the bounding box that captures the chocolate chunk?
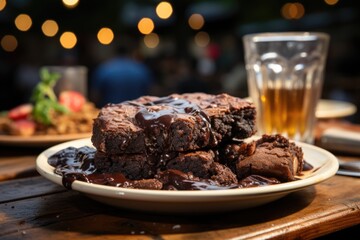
[234,134,304,182]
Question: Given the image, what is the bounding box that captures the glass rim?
[243,32,330,42]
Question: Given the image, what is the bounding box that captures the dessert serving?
[48,92,309,191]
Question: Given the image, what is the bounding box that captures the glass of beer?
[243,32,330,143]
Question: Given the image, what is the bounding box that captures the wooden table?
[1,121,360,240]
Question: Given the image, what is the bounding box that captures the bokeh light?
[41,20,59,37]
[324,0,339,5]
[62,0,79,9]
[1,35,18,52]
[138,17,154,35]
[156,1,173,19]
[188,13,205,30]
[59,31,77,49]
[194,31,210,47]
[15,14,32,31]
[0,0,6,11]
[144,33,160,48]
[97,27,114,45]
[281,2,305,20]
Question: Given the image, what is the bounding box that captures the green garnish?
[30,68,69,125]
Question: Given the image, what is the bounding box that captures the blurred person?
[90,43,153,107]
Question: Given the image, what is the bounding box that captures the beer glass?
[243,32,330,143]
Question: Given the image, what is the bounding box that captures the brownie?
[220,134,304,182]
[166,151,238,186]
[94,149,238,186]
[91,93,256,155]
[155,169,238,190]
[88,172,164,190]
[94,151,160,180]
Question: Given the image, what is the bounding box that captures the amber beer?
[256,87,317,142]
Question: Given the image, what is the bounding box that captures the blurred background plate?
[316,99,357,119]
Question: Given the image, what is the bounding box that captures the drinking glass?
[243,32,330,143]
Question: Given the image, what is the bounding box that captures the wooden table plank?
[0,176,65,203]
[0,175,359,240]
[0,156,38,181]
[0,145,43,182]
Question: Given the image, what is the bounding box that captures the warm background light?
[138,17,154,35]
[62,0,79,9]
[41,20,59,37]
[0,0,6,11]
[59,31,77,49]
[156,1,173,19]
[324,0,339,5]
[188,13,204,30]
[144,33,159,48]
[1,35,18,52]
[15,14,32,31]
[97,27,114,45]
[194,31,210,47]
[281,2,305,20]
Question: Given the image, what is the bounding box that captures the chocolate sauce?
[48,146,97,189]
[133,96,217,146]
[49,146,284,191]
[302,160,314,171]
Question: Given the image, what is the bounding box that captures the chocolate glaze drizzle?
[131,96,217,147]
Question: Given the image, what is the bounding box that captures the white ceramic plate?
[0,133,92,147]
[36,138,339,214]
[243,97,357,119]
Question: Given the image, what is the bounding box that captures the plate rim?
[35,138,339,201]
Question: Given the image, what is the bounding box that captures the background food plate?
[36,138,339,214]
[0,133,92,147]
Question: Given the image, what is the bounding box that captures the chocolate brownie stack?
[91,93,303,190]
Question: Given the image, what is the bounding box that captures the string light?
[59,31,77,49]
[41,20,59,37]
[0,0,6,11]
[15,14,32,31]
[156,1,173,19]
[138,17,154,35]
[281,2,305,20]
[324,0,339,5]
[194,31,210,47]
[1,35,18,52]
[62,0,79,9]
[97,27,114,45]
[188,13,204,30]
[144,33,159,48]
